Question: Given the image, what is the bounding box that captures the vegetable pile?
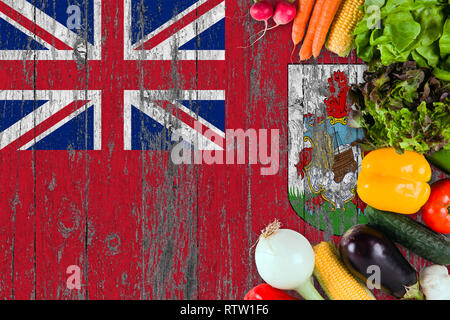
[246,203,449,301]
[354,0,450,81]
[245,216,450,301]
[248,220,377,300]
[247,0,450,80]
[243,0,450,303]
[245,153,449,300]
[349,61,450,155]
[248,0,369,59]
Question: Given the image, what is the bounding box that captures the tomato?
[244,284,298,300]
[421,179,450,234]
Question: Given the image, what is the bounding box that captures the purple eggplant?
[338,224,423,300]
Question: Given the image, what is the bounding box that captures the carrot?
[299,0,325,60]
[311,0,343,58]
[292,0,316,46]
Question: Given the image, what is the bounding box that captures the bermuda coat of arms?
[288,64,369,235]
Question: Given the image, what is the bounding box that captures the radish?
[246,0,274,46]
[250,0,274,23]
[272,1,297,25]
[254,220,324,300]
[253,1,297,39]
[243,0,297,47]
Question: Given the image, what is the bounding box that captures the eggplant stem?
[402,282,425,300]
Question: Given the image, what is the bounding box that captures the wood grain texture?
[0,14,36,300]
[0,0,443,301]
[36,151,87,299]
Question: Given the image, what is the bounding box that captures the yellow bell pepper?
[357,148,431,214]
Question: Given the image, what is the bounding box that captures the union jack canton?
[0,0,225,151]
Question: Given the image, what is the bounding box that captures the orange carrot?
[299,0,325,60]
[292,0,316,46]
[311,0,343,58]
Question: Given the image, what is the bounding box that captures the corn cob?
[313,241,375,300]
[325,0,365,57]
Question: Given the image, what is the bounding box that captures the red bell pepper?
[421,179,450,234]
[244,284,298,300]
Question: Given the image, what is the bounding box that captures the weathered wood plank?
[32,0,90,299]
[86,0,144,299]
[198,0,247,299]
[10,155,36,300]
[0,152,35,300]
[198,165,251,299]
[141,154,198,299]
[133,0,203,300]
[35,151,87,299]
[87,153,143,299]
[198,1,302,299]
[0,12,36,299]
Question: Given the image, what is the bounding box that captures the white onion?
[254,221,323,300]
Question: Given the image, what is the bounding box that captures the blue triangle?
[0,18,48,50]
[131,0,198,44]
[179,18,225,50]
[30,107,94,150]
[0,100,48,132]
[24,0,95,45]
[180,100,225,131]
[131,105,172,150]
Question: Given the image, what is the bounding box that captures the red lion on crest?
[323,70,349,120]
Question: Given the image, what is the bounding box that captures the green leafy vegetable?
[349,61,450,155]
[354,0,450,80]
[440,18,450,56]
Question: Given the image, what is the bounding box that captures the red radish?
[243,0,297,48]
[256,1,297,34]
[273,1,297,25]
[245,0,273,46]
[250,0,273,22]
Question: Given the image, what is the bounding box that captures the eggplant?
[339,224,423,300]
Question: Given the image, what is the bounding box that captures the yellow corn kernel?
[325,0,365,57]
[313,242,375,300]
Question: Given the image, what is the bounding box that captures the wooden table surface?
[0,0,441,300]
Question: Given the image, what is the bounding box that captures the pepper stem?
[295,277,324,300]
